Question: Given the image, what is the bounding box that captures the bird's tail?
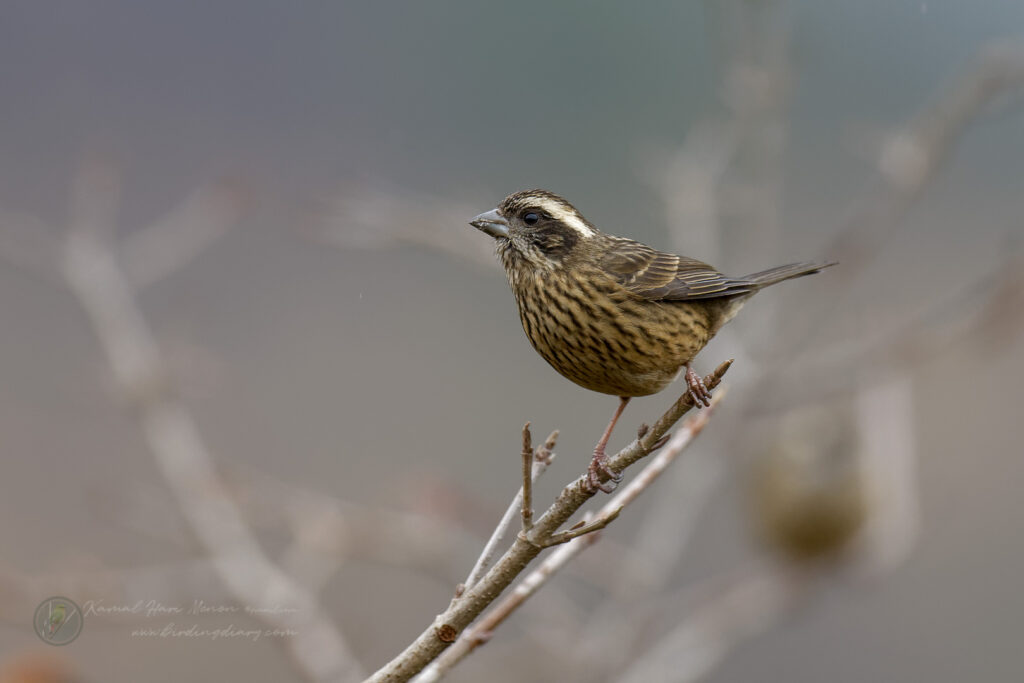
[745,261,836,288]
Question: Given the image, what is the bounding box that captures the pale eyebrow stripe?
[544,204,595,237]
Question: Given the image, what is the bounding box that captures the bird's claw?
[585,451,621,494]
[685,365,712,408]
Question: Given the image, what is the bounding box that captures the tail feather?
[745,261,837,288]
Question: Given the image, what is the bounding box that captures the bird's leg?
[586,397,630,494]
[684,363,713,408]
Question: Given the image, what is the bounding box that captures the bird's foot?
[685,364,712,408]
[585,449,621,494]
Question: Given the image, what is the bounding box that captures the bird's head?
[470,189,598,272]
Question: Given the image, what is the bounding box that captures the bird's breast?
[509,268,713,397]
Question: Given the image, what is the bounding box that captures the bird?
[469,189,833,492]
[47,602,67,637]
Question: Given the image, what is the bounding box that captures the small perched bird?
[470,189,833,491]
[47,602,66,636]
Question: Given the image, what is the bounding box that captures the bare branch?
[412,536,599,683]
[535,429,558,464]
[619,448,727,594]
[568,445,730,673]
[726,42,1024,417]
[538,508,623,548]
[746,247,1024,410]
[831,44,1024,275]
[413,392,726,682]
[877,43,1024,196]
[615,566,803,683]
[121,181,246,289]
[646,119,736,261]
[368,362,731,683]
[54,183,363,682]
[226,466,485,588]
[854,376,919,573]
[780,42,1024,356]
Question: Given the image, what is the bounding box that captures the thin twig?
[535,429,558,464]
[538,508,623,548]
[412,537,599,683]
[463,430,559,589]
[520,423,534,533]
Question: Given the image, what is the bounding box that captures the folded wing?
[599,237,758,301]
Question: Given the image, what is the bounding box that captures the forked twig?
[462,429,559,590]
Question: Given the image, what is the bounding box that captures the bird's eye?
[523,212,540,226]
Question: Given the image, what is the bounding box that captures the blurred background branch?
[1,162,363,683]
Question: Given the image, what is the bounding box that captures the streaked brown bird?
[470,189,833,492]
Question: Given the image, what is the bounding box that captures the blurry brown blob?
[749,426,868,564]
[0,655,79,683]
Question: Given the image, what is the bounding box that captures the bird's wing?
[599,237,757,301]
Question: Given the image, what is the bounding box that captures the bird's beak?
[469,208,510,239]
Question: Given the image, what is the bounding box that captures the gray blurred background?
[1,2,1023,682]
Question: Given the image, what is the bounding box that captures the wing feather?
[599,237,756,301]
